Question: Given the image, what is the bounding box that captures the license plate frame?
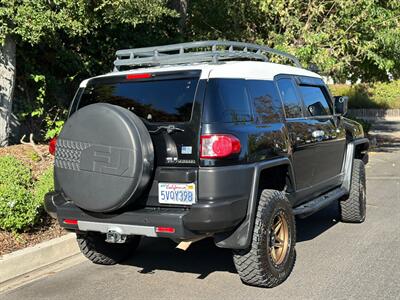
[158,182,196,205]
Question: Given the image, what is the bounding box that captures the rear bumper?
[46,163,254,241]
[44,190,248,240]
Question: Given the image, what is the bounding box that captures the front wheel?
[233,190,296,288]
[77,232,141,265]
[340,159,366,223]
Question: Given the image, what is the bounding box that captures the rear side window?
[203,79,252,123]
[78,77,199,123]
[277,78,303,118]
[299,85,332,116]
[246,80,283,123]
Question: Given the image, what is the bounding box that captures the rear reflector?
[63,219,78,225]
[49,136,57,156]
[200,134,241,159]
[126,73,152,80]
[156,226,175,233]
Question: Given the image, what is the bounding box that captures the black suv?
[45,41,369,288]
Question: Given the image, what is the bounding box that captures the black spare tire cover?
[54,103,154,212]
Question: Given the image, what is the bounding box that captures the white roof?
[80,61,321,87]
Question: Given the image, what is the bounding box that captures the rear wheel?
[77,232,141,265]
[233,190,296,288]
[340,159,366,223]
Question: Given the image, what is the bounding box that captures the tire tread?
[77,233,140,265]
[340,159,366,223]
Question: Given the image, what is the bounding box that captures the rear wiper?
[148,125,185,134]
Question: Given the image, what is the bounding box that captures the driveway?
[2,132,400,299]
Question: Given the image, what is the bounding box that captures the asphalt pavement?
[2,126,400,299]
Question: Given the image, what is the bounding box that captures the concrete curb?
[0,233,79,284]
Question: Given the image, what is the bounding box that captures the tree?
[0,0,175,145]
[185,0,400,82]
[0,35,15,146]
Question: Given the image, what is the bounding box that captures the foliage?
[0,156,54,232]
[346,116,372,134]
[27,150,41,162]
[0,184,36,232]
[370,80,400,109]
[186,0,400,82]
[17,73,67,139]
[0,155,31,186]
[33,167,54,216]
[1,0,176,141]
[329,84,376,108]
[0,156,36,231]
[329,80,400,109]
[1,1,400,140]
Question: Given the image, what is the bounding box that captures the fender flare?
[341,138,369,193]
[214,157,295,249]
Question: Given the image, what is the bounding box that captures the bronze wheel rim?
[270,211,290,265]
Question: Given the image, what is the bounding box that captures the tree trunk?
[170,0,188,34]
[0,35,16,147]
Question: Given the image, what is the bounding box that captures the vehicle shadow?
[121,202,340,279]
[122,236,237,279]
[296,201,340,242]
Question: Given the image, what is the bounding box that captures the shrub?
[0,155,31,187]
[370,80,400,109]
[329,84,380,109]
[0,184,37,231]
[0,156,37,231]
[346,116,372,134]
[329,80,400,109]
[33,167,54,214]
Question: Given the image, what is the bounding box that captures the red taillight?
[49,137,57,156]
[200,134,241,159]
[63,219,78,225]
[126,73,152,80]
[156,226,175,233]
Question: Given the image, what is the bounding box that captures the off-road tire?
[77,232,141,265]
[340,159,366,223]
[233,190,296,288]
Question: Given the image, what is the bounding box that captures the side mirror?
[334,96,348,116]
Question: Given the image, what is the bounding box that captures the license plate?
[158,183,196,205]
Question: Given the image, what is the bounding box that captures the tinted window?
[247,80,283,123]
[78,78,198,123]
[299,85,332,116]
[204,79,252,123]
[277,78,303,118]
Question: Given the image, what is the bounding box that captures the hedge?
[0,156,54,232]
[329,80,400,109]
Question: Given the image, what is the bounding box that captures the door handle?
[312,130,325,138]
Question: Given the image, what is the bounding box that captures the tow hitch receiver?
[105,229,127,244]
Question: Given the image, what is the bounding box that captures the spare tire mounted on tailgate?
[54,103,154,212]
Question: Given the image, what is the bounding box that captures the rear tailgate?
[75,70,205,207]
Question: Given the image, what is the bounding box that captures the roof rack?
[113,40,301,71]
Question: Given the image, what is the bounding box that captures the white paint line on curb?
[0,233,80,285]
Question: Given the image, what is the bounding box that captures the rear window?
[203,79,252,123]
[78,77,199,123]
[247,80,283,123]
[277,78,303,118]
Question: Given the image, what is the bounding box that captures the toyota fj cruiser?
[45,41,369,288]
